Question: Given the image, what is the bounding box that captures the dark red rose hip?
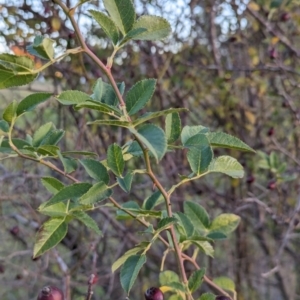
[37,286,64,300]
[145,287,164,300]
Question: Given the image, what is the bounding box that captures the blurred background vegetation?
[0,0,300,299]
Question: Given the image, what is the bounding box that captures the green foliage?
[185,134,213,174]
[40,183,92,208]
[213,276,236,297]
[0,54,37,88]
[56,90,91,105]
[103,0,136,35]
[117,171,134,192]
[107,143,125,176]
[33,217,68,258]
[79,182,112,205]
[126,79,156,115]
[131,124,167,161]
[16,92,52,116]
[0,0,255,298]
[3,100,18,123]
[166,112,181,143]
[184,201,210,231]
[120,254,147,294]
[188,269,205,293]
[132,16,172,40]
[80,158,110,184]
[199,293,216,300]
[89,10,120,45]
[26,36,55,60]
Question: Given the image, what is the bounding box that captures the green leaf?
[116,201,140,220]
[61,151,97,157]
[166,112,181,143]
[57,151,78,173]
[101,82,125,106]
[0,64,37,89]
[207,156,244,178]
[181,125,209,145]
[188,269,205,293]
[103,0,135,35]
[42,129,64,146]
[107,143,124,176]
[0,120,9,132]
[175,212,195,237]
[199,293,216,300]
[209,214,240,235]
[131,124,167,161]
[3,100,18,123]
[0,138,31,152]
[192,241,214,257]
[0,53,34,71]
[80,158,109,184]
[88,119,130,128]
[80,182,112,205]
[26,36,55,60]
[126,79,156,115]
[17,92,52,116]
[213,276,236,293]
[76,100,121,116]
[125,140,143,157]
[120,254,147,294]
[157,217,177,231]
[143,190,163,210]
[185,134,213,174]
[206,232,227,240]
[206,132,255,153]
[117,172,134,193]
[36,145,59,156]
[32,122,53,147]
[89,10,119,45]
[41,183,92,208]
[184,201,210,231]
[270,0,283,8]
[38,202,67,217]
[41,177,64,194]
[72,211,102,234]
[133,108,187,126]
[91,79,125,106]
[164,281,186,293]
[112,243,147,272]
[121,28,147,44]
[132,16,171,40]
[33,217,68,257]
[56,90,91,105]
[159,270,180,285]
[182,235,213,243]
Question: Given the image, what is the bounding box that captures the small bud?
[88,274,98,286]
[269,48,277,59]
[267,127,274,137]
[246,175,255,184]
[145,287,164,300]
[0,264,5,273]
[267,180,276,190]
[280,12,290,22]
[37,286,64,300]
[9,225,20,236]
